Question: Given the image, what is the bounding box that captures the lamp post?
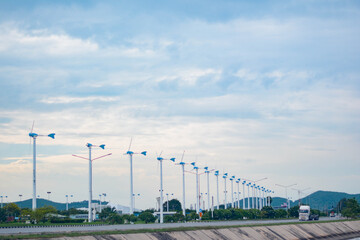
[47,192,51,201]
[276,183,297,210]
[73,143,111,222]
[29,130,55,210]
[133,193,141,211]
[166,193,174,212]
[66,195,73,211]
[157,156,175,223]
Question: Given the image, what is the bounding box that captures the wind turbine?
[214,170,220,209]
[157,154,175,223]
[72,143,111,222]
[124,138,146,215]
[175,151,187,217]
[242,180,246,209]
[246,182,251,209]
[223,173,228,209]
[28,122,55,210]
[276,183,297,210]
[236,179,240,208]
[204,167,214,211]
[190,162,201,214]
[229,176,235,208]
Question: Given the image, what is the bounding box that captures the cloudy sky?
[0,0,359,210]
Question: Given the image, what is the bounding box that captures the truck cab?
[299,205,311,221]
[299,205,319,221]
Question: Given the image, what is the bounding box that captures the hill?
[13,198,107,211]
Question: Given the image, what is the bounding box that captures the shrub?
[107,213,124,224]
[138,212,156,223]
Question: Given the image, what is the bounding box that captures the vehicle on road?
[299,205,319,221]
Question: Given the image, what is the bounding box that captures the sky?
[0,0,359,210]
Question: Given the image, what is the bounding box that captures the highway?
[0,217,336,235]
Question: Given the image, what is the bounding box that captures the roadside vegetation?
[2,198,358,227]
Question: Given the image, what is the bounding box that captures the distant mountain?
[293,190,360,210]
[12,198,108,211]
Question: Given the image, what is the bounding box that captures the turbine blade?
[128,137,133,152]
[30,120,35,133]
[181,150,185,162]
[159,150,163,158]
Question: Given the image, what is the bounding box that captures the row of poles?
[29,130,304,224]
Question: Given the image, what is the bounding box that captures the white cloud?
[40,96,120,104]
[0,24,98,57]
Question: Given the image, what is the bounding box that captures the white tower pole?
[216,173,219,209]
[242,182,246,209]
[224,176,227,209]
[237,181,240,209]
[230,179,234,208]
[252,185,255,209]
[166,193,169,212]
[159,159,164,223]
[88,146,92,222]
[247,184,250,209]
[195,168,200,214]
[66,195,69,211]
[181,164,186,216]
[129,153,134,215]
[32,137,37,210]
[206,171,210,211]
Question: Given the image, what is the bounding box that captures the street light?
[47,192,51,201]
[72,143,111,222]
[66,195,73,211]
[276,183,297,210]
[157,155,175,223]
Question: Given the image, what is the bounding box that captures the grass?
[0,221,108,227]
[0,219,358,239]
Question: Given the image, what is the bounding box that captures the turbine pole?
[242,182,246,209]
[230,178,234,208]
[195,168,199,214]
[237,181,240,208]
[224,176,227,209]
[181,164,186,217]
[88,145,92,222]
[159,159,164,223]
[206,171,210,211]
[32,137,37,210]
[129,153,134,214]
[247,184,250,209]
[215,171,220,209]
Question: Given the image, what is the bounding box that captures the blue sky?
[0,0,359,209]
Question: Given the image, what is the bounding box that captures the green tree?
[163,199,182,212]
[261,206,275,218]
[4,203,21,217]
[186,212,199,221]
[107,213,124,224]
[31,206,57,223]
[0,208,6,222]
[275,209,287,218]
[288,205,299,218]
[341,198,360,219]
[139,211,156,223]
[98,207,116,220]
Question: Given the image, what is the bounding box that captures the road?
[0,217,336,235]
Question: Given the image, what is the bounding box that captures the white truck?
[299,205,319,221]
